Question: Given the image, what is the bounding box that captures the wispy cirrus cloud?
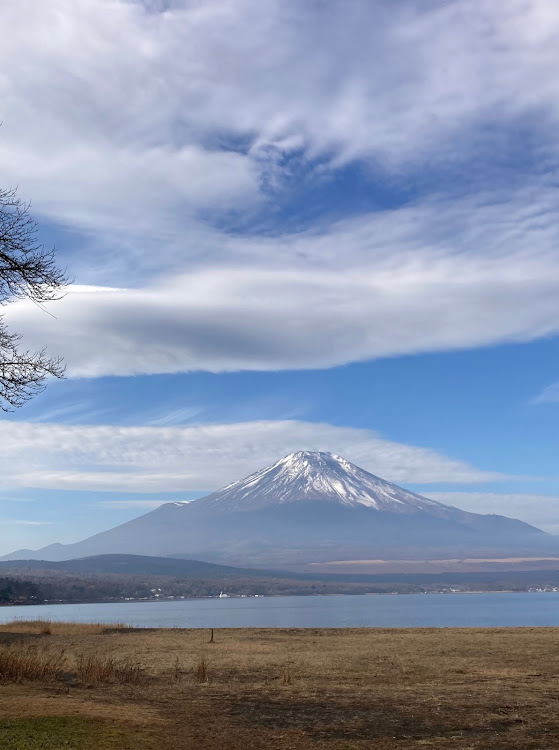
[531,382,559,404]
[146,407,206,426]
[0,418,507,494]
[0,498,35,504]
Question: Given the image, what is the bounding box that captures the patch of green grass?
[0,716,125,749]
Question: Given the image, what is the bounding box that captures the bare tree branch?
[0,187,69,410]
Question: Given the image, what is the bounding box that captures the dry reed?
[282,663,293,685]
[0,620,129,635]
[75,653,143,685]
[0,644,65,682]
[173,657,182,681]
[196,656,208,683]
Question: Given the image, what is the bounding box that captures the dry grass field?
[1,621,559,748]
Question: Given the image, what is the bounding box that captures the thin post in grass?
[209,628,214,643]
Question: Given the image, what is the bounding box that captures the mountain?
[1,452,549,566]
[0,554,273,578]
[199,451,458,514]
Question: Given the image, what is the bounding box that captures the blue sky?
[1,0,559,553]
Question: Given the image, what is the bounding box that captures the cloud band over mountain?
[0,419,506,494]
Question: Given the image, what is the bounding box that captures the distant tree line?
[0,571,405,603]
[1,569,557,606]
[0,577,44,603]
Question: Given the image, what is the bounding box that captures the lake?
[1,592,559,628]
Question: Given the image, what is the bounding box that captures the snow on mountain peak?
[196,450,445,514]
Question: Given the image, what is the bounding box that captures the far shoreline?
[2,587,559,610]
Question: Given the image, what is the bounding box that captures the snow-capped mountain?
[196,451,455,515]
[1,452,548,565]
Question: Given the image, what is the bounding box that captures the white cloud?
[98,500,168,509]
[429,492,559,534]
[1,0,559,240]
[0,1,261,237]
[5,185,559,376]
[0,418,505,494]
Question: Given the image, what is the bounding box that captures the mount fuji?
[198,451,451,513]
[2,452,548,566]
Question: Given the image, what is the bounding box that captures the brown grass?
[0,619,129,635]
[1,624,559,748]
[75,652,144,685]
[282,662,292,685]
[0,644,65,682]
[195,656,208,683]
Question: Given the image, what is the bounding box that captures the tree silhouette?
[0,187,68,410]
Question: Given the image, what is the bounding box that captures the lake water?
[1,592,559,628]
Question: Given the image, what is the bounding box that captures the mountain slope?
[194,452,534,532]
[198,451,448,513]
[1,452,548,565]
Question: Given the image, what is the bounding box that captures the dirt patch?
[0,632,41,645]
[230,693,435,740]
